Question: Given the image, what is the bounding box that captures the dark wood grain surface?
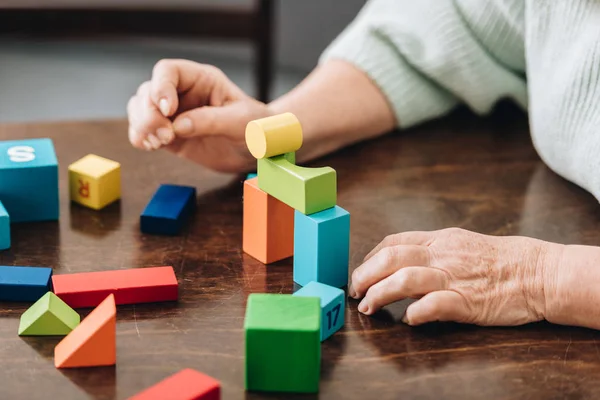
[1,107,600,400]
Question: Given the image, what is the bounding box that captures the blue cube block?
[0,139,59,223]
[0,266,53,302]
[293,206,350,288]
[0,201,9,250]
[294,281,345,341]
[141,184,196,235]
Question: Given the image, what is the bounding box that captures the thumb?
[403,291,469,325]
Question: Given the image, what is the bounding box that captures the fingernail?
[348,286,356,298]
[142,139,153,151]
[173,117,192,135]
[156,127,174,144]
[147,133,161,149]
[358,300,369,314]
[159,98,170,117]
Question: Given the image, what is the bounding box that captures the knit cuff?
[319,22,458,129]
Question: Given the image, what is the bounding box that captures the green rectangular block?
[244,293,321,393]
[18,292,80,336]
[257,154,336,215]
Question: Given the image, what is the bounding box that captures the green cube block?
[257,154,336,215]
[244,293,321,393]
[18,292,80,336]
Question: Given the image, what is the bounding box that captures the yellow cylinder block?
[245,112,303,159]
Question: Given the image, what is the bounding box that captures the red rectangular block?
[128,368,220,400]
[52,266,178,308]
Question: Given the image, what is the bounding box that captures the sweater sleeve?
[319,0,528,129]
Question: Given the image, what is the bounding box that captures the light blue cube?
[293,205,350,288]
[0,201,9,250]
[294,281,345,341]
[0,139,59,222]
[246,172,257,180]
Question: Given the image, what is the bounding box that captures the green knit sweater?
[321,0,600,202]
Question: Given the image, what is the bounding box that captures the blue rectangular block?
[0,266,53,302]
[293,206,350,288]
[294,281,345,341]
[140,184,196,235]
[246,172,257,180]
[0,201,9,250]
[0,139,59,222]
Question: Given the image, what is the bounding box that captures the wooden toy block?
[18,292,80,336]
[141,184,196,235]
[257,154,336,215]
[0,266,52,302]
[54,293,116,368]
[244,293,320,393]
[52,266,178,308]
[68,154,121,210]
[0,138,59,222]
[128,368,221,400]
[246,172,257,180]
[293,281,345,341]
[243,178,294,264]
[0,201,9,250]
[245,112,303,159]
[293,206,350,288]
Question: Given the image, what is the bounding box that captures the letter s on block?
[7,146,36,162]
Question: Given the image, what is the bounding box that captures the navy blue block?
[0,266,53,302]
[140,184,196,235]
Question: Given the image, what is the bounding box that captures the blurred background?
[0,0,365,122]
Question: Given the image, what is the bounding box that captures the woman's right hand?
[127,59,272,173]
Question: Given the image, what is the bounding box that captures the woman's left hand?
[350,228,564,326]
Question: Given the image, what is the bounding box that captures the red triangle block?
[54,294,116,368]
[128,369,220,400]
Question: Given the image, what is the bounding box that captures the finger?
[150,60,181,117]
[127,92,175,150]
[357,267,447,315]
[403,290,469,325]
[350,244,430,299]
[364,231,436,262]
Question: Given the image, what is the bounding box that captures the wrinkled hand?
[127,59,271,172]
[350,228,564,326]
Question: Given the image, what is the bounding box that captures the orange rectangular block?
[54,294,116,368]
[128,368,220,400]
[243,178,293,264]
[52,266,178,308]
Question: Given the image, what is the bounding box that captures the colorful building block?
[0,138,59,222]
[52,266,178,308]
[257,155,336,215]
[0,201,9,250]
[68,154,121,210]
[0,266,52,302]
[18,292,80,336]
[245,294,320,393]
[246,172,257,180]
[293,206,350,288]
[129,369,221,400]
[54,294,116,368]
[245,112,303,159]
[141,184,196,235]
[293,281,345,341]
[243,178,294,264]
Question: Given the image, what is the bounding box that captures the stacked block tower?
[243,112,350,286]
[242,113,350,393]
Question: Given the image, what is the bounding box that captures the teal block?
[293,206,350,288]
[0,201,8,250]
[246,172,257,180]
[257,153,336,215]
[294,281,345,341]
[0,139,59,222]
[244,294,320,393]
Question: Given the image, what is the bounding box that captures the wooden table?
[1,107,600,400]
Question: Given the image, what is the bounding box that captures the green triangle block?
[18,292,80,336]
